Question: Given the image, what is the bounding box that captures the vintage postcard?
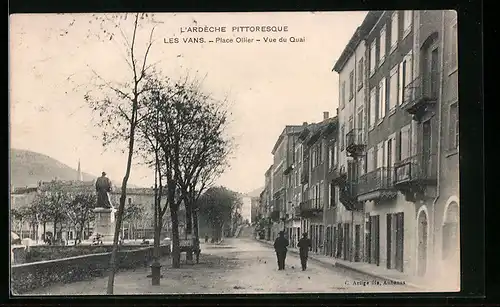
[9,11,460,296]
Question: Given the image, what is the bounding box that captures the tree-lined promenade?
[11,12,237,294]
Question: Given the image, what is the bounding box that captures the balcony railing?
[283,163,294,176]
[293,206,301,219]
[299,200,323,217]
[270,207,280,221]
[357,167,397,201]
[339,180,362,211]
[328,165,341,179]
[345,128,366,157]
[403,74,439,121]
[300,170,309,184]
[394,153,438,186]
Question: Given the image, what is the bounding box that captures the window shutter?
[384,78,388,116]
[383,141,388,168]
[405,125,410,158]
[411,121,417,156]
[391,135,397,168]
[398,62,404,105]
[407,51,413,88]
[396,131,402,162]
[377,143,384,169]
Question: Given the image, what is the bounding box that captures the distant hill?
[9,148,142,189]
[245,187,264,198]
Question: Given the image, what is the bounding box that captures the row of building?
[10,164,178,242]
[10,162,253,243]
[258,10,459,288]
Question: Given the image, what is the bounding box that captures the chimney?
[302,121,308,126]
[323,111,329,120]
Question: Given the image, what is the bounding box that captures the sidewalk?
[256,238,428,290]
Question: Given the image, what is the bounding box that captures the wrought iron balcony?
[339,180,363,211]
[403,74,439,122]
[300,170,309,184]
[394,153,438,202]
[299,200,323,218]
[331,166,347,185]
[269,205,280,221]
[346,128,366,157]
[328,166,345,184]
[283,163,294,176]
[357,167,398,202]
[292,206,302,220]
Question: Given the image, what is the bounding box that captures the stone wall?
[11,245,171,294]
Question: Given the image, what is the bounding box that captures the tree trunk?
[170,208,181,268]
[79,224,85,244]
[154,218,162,259]
[53,220,57,240]
[211,225,216,242]
[153,188,162,262]
[193,209,199,245]
[58,225,64,244]
[106,119,137,295]
[185,203,193,262]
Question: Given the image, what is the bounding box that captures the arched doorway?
[417,209,428,276]
[442,201,459,261]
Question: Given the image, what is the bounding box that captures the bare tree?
[66,193,97,243]
[83,13,159,294]
[36,184,72,243]
[137,74,234,267]
[174,81,233,261]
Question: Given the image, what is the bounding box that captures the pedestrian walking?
[273,231,289,270]
[297,232,312,271]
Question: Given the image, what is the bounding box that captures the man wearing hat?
[95,171,113,208]
[297,232,312,271]
[273,231,289,270]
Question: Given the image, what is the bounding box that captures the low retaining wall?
[11,245,171,294]
[24,245,144,264]
[11,245,27,265]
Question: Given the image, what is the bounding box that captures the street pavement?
[23,238,417,295]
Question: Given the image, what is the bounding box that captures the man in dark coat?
[95,172,113,208]
[273,231,289,270]
[298,232,312,271]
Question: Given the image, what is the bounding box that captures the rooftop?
[332,11,383,73]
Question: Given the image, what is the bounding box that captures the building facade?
[261,10,459,289]
[332,10,459,286]
[263,165,274,240]
[270,125,304,242]
[10,178,160,242]
[296,112,335,254]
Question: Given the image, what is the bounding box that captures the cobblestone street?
[25,238,417,295]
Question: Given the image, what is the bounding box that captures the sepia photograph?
[9,10,460,296]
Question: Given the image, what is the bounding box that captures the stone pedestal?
[93,207,117,243]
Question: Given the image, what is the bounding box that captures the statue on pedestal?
[95,172,113,209]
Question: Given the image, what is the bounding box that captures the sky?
[9,11,367,194]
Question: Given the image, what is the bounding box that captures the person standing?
[273,231,289,270]
[298,232,312,271]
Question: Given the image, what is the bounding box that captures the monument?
[93,172,116,243]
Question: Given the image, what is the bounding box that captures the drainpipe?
[431,10,445,278]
